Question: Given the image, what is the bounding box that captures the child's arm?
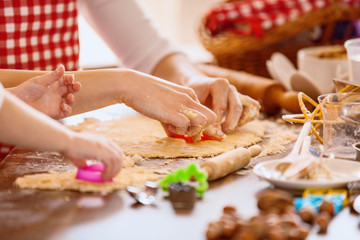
[0,88,123,180]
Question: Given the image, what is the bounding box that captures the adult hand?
[237,94,261,125]
[151,53,260,138]
[64,132,124,181]
[120,71,217,139]
[8,65,81,119]
[186,75,261,135]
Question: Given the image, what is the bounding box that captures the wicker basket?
[199,0,360,78]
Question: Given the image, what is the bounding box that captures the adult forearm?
[0,68,134,116]
[69,69,132,115]
[151,53,205,86]
[0,69,46,88]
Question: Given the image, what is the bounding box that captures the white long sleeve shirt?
[78,0,179,74]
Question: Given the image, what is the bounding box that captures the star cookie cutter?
[158,163,208,197]
[282,80,360,144]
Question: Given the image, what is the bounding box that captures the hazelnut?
[223,205,237,215]
[206,221,224,240]
[315,211,331,234]
[299,206,316,224]
[297,223,311,239]
[221,218,237,237]
[232,229,258,240]
[267,226,286,240]
[319,200,335,216]
[257,190,294,214]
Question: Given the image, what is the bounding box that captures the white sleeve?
[0,83,4,110]
[78,0,180,74]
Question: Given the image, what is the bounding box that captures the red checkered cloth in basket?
[0,0,79,71]
[204,0,360,38]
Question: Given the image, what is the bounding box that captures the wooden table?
[1,104,360,240]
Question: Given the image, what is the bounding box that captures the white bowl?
[297,45,348,95]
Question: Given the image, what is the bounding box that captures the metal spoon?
[127,181,158,205]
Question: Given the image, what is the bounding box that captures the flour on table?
[258,120,298,157]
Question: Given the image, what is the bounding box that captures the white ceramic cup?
[297,46,348,94]
[345,38,360,83]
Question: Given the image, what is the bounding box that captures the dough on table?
[15,166,161,194]
[16,115,298,193]
[69,115,266,158]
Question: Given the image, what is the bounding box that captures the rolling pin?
[201,145,262,181]
[196,63,305,115]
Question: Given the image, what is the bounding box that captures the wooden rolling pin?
[196,63,304,115]
[201,145,262,181]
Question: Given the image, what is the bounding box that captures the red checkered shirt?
[0,0,80,160]
[204,0,360,38]
[0,0,79,71]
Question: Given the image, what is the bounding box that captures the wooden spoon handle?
[197,64,302,114]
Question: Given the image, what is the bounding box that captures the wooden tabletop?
[1,105,360,240]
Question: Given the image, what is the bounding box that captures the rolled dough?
[15,167,160,194]
[69,115,266,158]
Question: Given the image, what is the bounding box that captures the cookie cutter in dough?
[76,163,113,183]
[171,133,217,143]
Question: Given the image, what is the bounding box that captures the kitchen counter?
[1,104,360,240]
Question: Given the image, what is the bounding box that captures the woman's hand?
[64,132,124,181]
[151,53,261,138]
[237,94,261,126]
[186,75,261,134]
[120,70,217,139]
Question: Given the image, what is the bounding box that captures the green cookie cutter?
[158,163,208,197]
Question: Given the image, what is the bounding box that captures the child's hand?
[8,65,81,118]
[63,132,124,181]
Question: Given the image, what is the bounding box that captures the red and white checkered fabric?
[0,0,79,71]
[204,0,360,38]
[0,0,80,161]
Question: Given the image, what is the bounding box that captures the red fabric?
[0,0,80,160]
[0,0,79,71]
[204,0,360,38]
